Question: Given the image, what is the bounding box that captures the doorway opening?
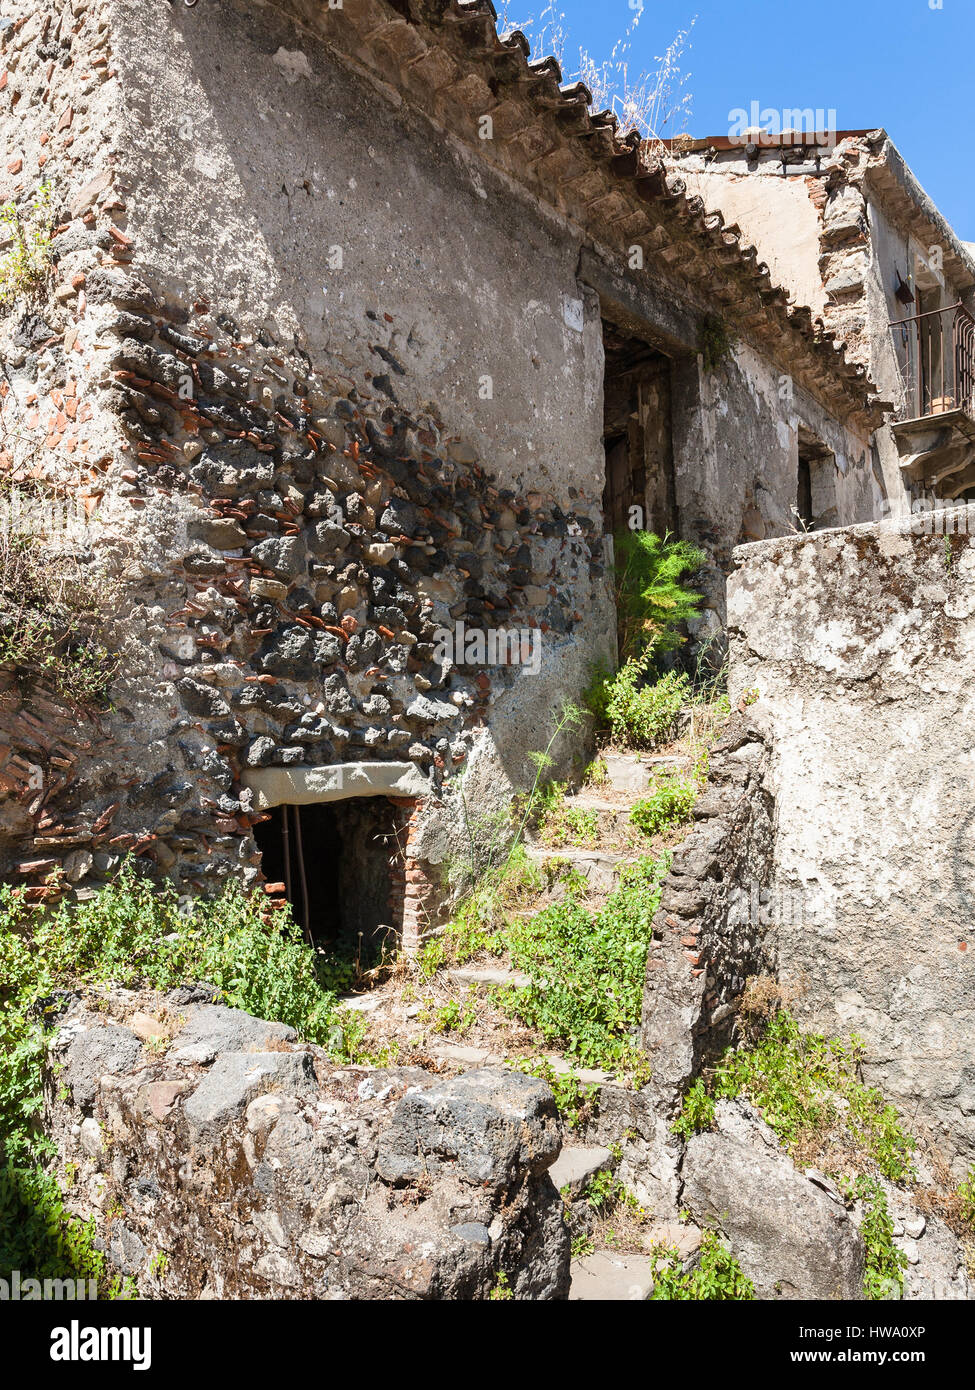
[253,797,403,966]
[601,320,676,537]
[797,428,837,531]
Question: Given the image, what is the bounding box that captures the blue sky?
[506,0,974,239]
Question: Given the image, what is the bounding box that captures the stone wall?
[641,712,776,1096]
[0,0,614,916]
[43,988,570,1300]
[727,510,975,1172]
[0,671,120,898]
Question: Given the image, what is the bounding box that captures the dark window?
[797,456,814,528]
[797,429,837,531]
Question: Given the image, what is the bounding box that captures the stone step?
[569,1250,655,1301]
[601,752,694,794]
[543,1055,614,1084]
[337,993,385,1014]
[428,1043,504,1067]
[643,1220,702,1260]
[564,793,628,814]
[548,1145,613,1198]
[525,845,626,892]
[560,795,635,835]
[447,967,530,990]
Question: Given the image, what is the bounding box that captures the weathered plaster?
[727,510,975,1170]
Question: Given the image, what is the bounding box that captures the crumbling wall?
[641,713,777,1095]
[43,988,570,1300]
[727,511,975,1172]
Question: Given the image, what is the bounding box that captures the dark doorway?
[253,797,401,964]
[797,428,837,531]
[602,320,676,536]
[797,456,814,528]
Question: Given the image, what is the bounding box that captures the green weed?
[649,1228,754,1300]
[611,528,704,664]
[0,181,54,306]
[498,855,668,1068]
[850,1178,907,1300]
[630,776,697,836]
[674,1011,915,1184]
[587,655,693,749]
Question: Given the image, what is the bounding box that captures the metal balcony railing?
[890,301,975,421]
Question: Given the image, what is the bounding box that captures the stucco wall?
[727,511,975,1171]
[681,161,827,318]
[672,340,878,641]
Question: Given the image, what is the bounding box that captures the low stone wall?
[727,512,975,1171]
[640,713,776,1095]
[43,989,570,1300]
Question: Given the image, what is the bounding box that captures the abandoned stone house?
[4,0,975,1302]
[669,128,975,512]
[0,0,896,960]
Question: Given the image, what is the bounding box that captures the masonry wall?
[727,512,975,1172]
[0,0,617,914]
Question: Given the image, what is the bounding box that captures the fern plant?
[613,528,704,664]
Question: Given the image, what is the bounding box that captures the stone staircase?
[531,759,703,1301]
[556,1141,702,1300]
[524,751,695,894]
[347,749,706,1298]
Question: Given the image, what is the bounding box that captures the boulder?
[376,1068,561,1187]
[681,1100,865,1299]
[42,994,570,1301]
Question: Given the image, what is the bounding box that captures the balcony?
[891,302,975,497]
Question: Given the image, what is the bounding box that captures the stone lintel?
[242,763,429,810]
